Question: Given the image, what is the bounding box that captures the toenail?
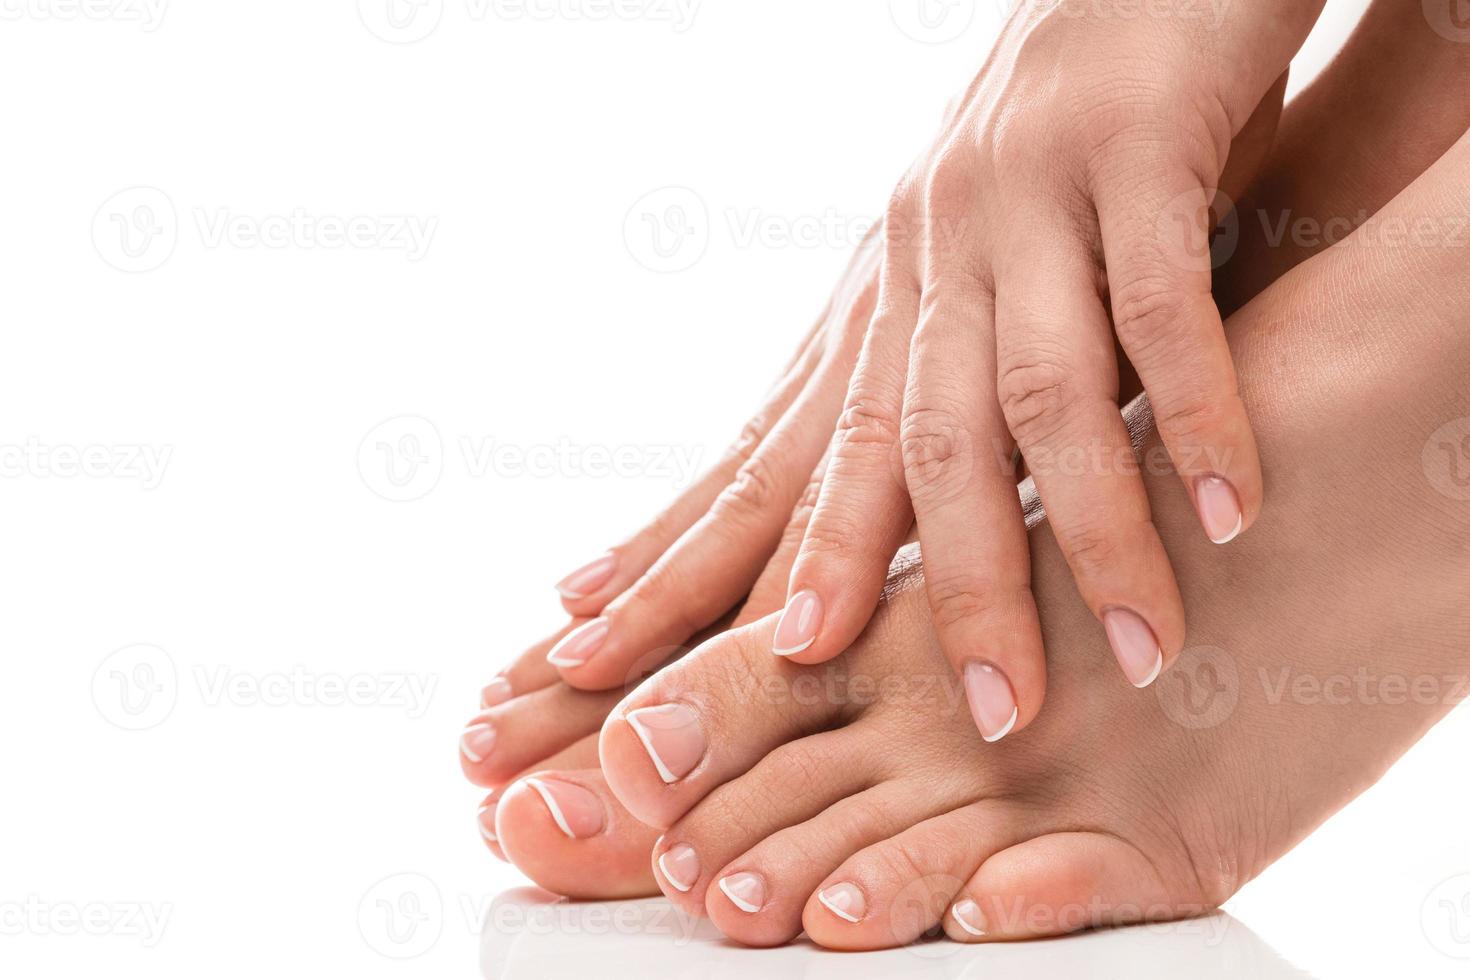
[1193,474,1244,545]
[546,618,610,668]
[460,722,496,763]
[773,589,823,656]
[718,872,766,913]
[817,882,866,923]
[950,897,987,937]
[478,802,498,843]
[1101,607,1164,689]
[480,676,513,709]
[656,843,699,893]
[524,777,605,839]
[963,661,1018,742]
[626,703,705,783]
[555,552,618,599]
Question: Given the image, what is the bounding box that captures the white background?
[3,0,1469,976]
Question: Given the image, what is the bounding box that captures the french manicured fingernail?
[963,662,1018,743]
[657,843,699,893]
[460,722,496,763]
[1102,608,1164,688]
[718,872,767,913]
[1194,475,1243,544]
[480,676,513,709]
[524,777,605,839]
[555,553,617,599]
[817,882,866,923]
[951,897,987,937]
[626,703,705,783]
[772,589,823,656]
[478,801,498,844]
[546,617,610,668]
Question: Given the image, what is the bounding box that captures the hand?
[773,0,1321,740]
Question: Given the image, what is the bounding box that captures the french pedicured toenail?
[555,553,618,599]
[962,661,1018,742]
[656,843,699,893]
[817,882,867,923]
[524,777,605,840]
[718,872,767,913]
[772,589,823,656]
[950,897,987,937]
[545,617,610,668]
[480,676,513,709]
[460,722,496,763]
[626,703,706,783]
[1194,474,1244,545]
[478,801,498,843]
[1101,607,1164,689]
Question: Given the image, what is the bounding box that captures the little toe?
[600,613,851,829]
[460,681,624,788]
[494,769,659,900]
[802,801,1029,951]
[943,831,1178,942]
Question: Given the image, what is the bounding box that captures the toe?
[943,831,1178,942]
[459,682,623,788]
[481,620,586,709]
[702,773,976,947]
[802,801,1029,950]
[494,769,659,900]
[600,613,850,829]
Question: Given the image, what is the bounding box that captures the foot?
[596,139,1470,947]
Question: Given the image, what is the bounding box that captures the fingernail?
[817,882,866,923]
[460,722,496,763]
[626,703,705,783]
[480,676,513,709]
[718,872,767,913]
[772,589,823,656]
[1102,608,1164,688]
[963,662,1018,743]
[545,618,610,668]
[477,801,499,843]
[555,553,617,599]
[657,843,699,893]
[951,897,987,937]
[1194,475,1243,544]
[524,777,605,839]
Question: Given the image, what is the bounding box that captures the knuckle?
[997,350,1078,447]
[1109,276,1191,349]
[714,451,784,520]
[799,517,862,565]
[925,572,1011,634]
[899,405,973,503]
[1056,522,1123,579]
[729,414,769,465]
[1152,395,1228,449]
[835,396,901,453]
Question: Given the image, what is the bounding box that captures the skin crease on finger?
[472,0,1470,909]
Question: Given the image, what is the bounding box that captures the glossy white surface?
[8,0,1467,976]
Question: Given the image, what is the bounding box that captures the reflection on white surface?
[478,889,1316,980]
